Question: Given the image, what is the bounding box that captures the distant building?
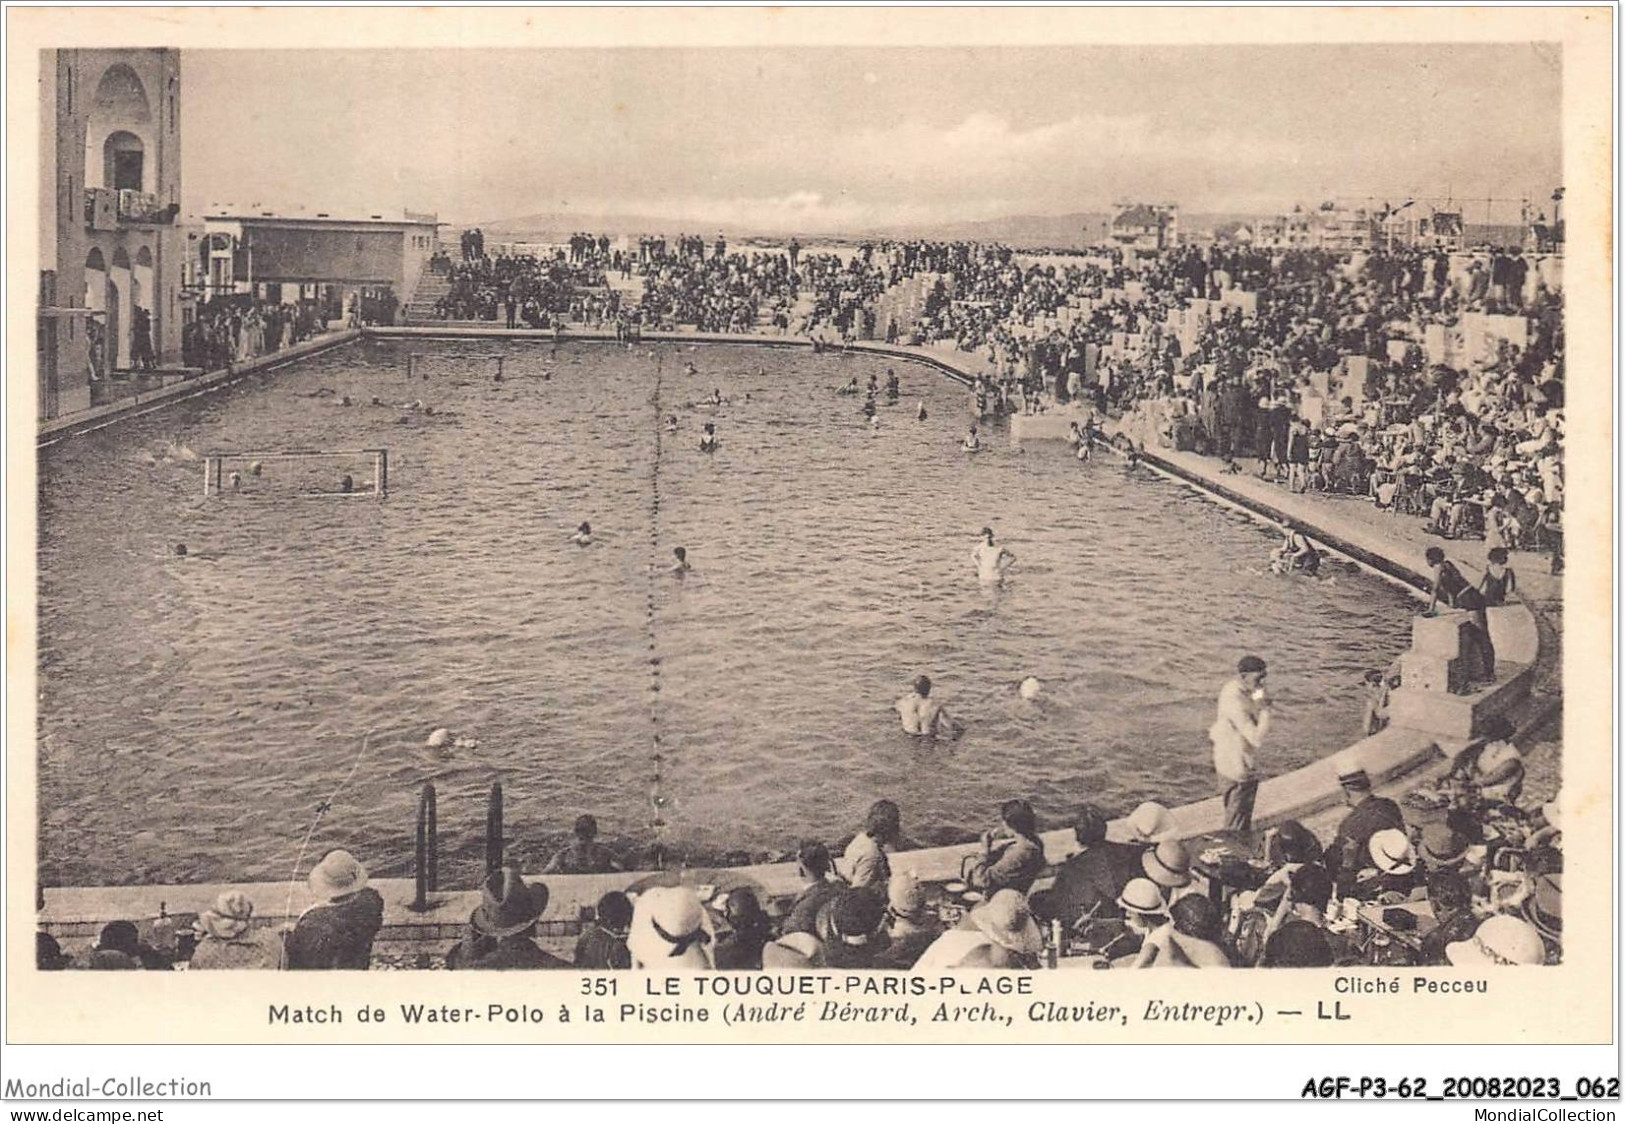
[1381,205,1464,251]
[1317,205,1380,253]
[197,209,440,315]
[1253,206,1324,250]
[38,48,184,419]
[1110,203,1179,251]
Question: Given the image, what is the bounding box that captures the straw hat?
[471,867,550,938]
[307,850,368,901]
[1142,839,1193,889]
[1522,873,1561,941]
[886,870,929,923]
[1446,914,1545,967]
[1117,877,1168,917]
[1368,829,1417,876]
[627,886,714,969]
[1126,801,1180,843]
[197,890,255,941]
[968,890,1043,956]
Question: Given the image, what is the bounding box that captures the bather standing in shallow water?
[971,526,1015,584]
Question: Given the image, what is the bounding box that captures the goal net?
[203,449,388,498]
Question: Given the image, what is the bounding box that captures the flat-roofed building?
[197,209,439,321]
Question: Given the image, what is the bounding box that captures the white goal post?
[202,448,389,498]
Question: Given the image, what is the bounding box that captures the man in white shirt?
[1210,655,1273,833]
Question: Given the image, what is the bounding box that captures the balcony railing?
[84,187,173,229]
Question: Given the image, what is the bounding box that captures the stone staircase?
[404,269,452,323]
[870,271,941,342]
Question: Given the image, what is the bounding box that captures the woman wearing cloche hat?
[190,890,284,970]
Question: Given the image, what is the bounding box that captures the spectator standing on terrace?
[543,814,621,875]
[842,799,901,889]
[1210,655,1273,833]
[283,849,385,970]
[446,867,568,970]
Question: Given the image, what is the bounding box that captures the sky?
[183,44,1563,232]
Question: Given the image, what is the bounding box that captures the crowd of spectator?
[846,238,1564,561]
[180,297,327,372]
[40,716,1559,972]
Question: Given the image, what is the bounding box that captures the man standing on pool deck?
[897,676,961,739]
[1210,655,1273,833]
[972,527,1015,584]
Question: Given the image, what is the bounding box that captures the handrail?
[485,782,504,876]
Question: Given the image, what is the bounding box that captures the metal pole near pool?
[485,781,504,876]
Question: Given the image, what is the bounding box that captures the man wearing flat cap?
[1210,655,1273,832]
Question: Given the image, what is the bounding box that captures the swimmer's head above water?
[914,675,932,697]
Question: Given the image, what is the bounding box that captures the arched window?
[103,131,145,192]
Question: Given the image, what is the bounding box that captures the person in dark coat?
[781,841,847,935]
[447,866,570,970]
[814,887,892,970]
[712,889,774,971]
[1323,753,1406,898]
[283,850,385,970]
[1030,805,1143,930]
[572,891,632,970]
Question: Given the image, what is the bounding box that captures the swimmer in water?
[664,414,679,433]
[699,423,719,453]
[971,526,1016,584]
[339,474,354,494]
[670,546,692,576]
[229,471,243,491]
[838,377,860,396]
[569,521,593,547]
[917,400,928,422]
[962,425,982,452]
[886,369,900,401]
[174,543,188,557]
[1270,521,1322,576]
[896,675,962,739]
[685,362,699,376]
[862,397,877,422]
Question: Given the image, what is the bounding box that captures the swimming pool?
[36,339,1416,885]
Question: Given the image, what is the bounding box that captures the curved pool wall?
[35,325,1555,938]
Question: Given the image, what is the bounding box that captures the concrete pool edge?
[36,328,1556,937]
[36,329,364,446]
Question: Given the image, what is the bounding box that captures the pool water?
[36,339,1415,886]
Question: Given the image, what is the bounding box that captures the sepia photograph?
[4,4,1614,1072]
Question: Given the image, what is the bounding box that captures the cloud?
[727,111,1303,215]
